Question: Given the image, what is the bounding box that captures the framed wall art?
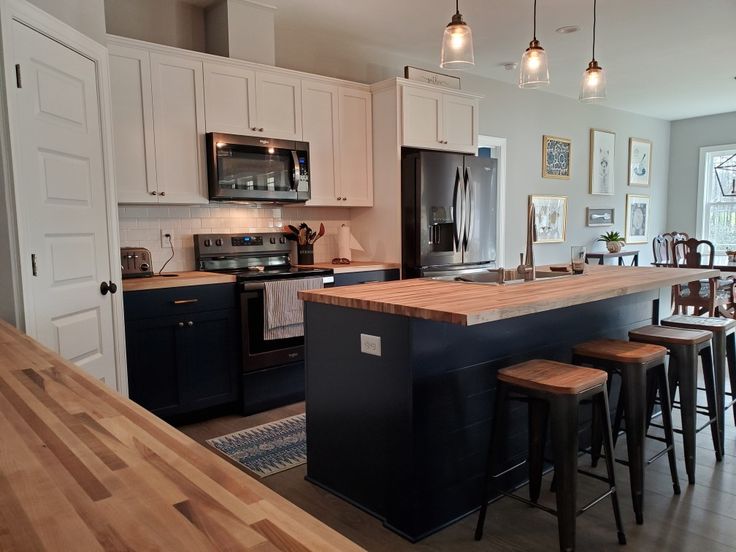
[590,129,616,195]
[542,135,571,179]
[530,195,567,243]
[586,207,615,227]
[404,66,461,89]
[629,138,652,186]
[625,194,650,243]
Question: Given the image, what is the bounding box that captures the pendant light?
[519,0,550,88]
[440,0,475,69]
[579,0,607,101]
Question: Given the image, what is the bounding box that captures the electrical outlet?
[161,229,173,248]
[360,333,381,357]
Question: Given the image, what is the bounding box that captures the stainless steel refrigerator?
[402,150,498,278]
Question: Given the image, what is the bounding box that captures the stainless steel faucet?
[517,202,537,281]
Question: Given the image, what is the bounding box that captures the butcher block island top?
[299,265,720,326]
[0,320,363,552]
[122,270,236,292]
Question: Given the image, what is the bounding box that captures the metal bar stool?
[661,315,736,453]
[629,325,720,484]
[475,360,626,552]
[572,339,680,525]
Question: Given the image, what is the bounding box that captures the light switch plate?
[360,333,381,357]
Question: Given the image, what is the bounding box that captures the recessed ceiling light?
[555,25,580,34]
[500,62,518,71]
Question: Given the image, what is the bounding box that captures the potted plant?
[598,231,626,253]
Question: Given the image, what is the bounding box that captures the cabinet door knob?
[187,320,194,327]
[150,191,157,196]
[258,128,264,132]
[251,127,257,131]
[159,191,166,197]
[342,197,347,201]
[336,196,342,200]
[178,322,184,328]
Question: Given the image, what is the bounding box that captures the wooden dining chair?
[652,235,670,266]
[672,238,724,316]
[664,232,689,266]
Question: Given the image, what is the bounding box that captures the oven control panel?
[194,232,290,260]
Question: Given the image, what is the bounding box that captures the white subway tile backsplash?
[118,203,352,270]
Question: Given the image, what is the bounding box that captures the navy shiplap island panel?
[299,265,719,541]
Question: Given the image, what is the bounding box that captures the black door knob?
[100,281,118,295]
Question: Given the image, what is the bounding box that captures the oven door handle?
[241,275,334,292]
[291,150,300,191]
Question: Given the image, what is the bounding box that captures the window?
[699,145,736,253]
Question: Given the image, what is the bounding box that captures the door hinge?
[31,253,37,276]
[14,64,21,88]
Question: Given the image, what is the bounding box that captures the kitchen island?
[0,320,363,551]
[299,265,719,541]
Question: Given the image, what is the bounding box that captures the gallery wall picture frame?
[542,135,572,179]
[530,195,568,243]
[404,66,461,89]
[586,207,615,227]
[629,137,652,187]
[590,129,616,195]
[625,194,650,244]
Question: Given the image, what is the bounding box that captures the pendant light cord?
[533,0,537,40]
[456,0,459,15]
[592,0,597,61]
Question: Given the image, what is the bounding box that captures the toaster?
[121,247,154,278]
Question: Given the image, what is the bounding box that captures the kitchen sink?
[448,269,576,285]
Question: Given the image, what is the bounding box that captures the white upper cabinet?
[203,62,256,135]
[338,87,373,207]
[149,53,208,204]
[401,86,443,150]
[255,72,302,140]
[302,80,340,206]
[401,83,479,154]
[109,44,158,203]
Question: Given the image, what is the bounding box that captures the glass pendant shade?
[519,40,550,88]
[440,13,475,68]
[579,60,607,101]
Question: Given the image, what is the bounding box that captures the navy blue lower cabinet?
[124,284,240,419]
[304,288,669,542]
[333,268,400,287]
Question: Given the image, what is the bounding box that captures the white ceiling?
[181,0,736,120]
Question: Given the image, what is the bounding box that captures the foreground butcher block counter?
[0,320,364,552]
[299,265,719,542]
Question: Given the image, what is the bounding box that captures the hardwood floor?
[179,401,736,551]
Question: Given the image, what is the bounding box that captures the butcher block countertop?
[0,320,364,552]
[122,270,236,292]
[295,261,400,274]
[299,265,720,326]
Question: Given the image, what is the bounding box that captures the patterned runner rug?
[207,413,306,477]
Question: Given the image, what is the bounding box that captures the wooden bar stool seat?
[573,339,680,525]
[476,360,626,551]
[662,315,736,453]
[629,325,721,484]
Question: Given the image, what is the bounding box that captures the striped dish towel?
[263,277,324,341]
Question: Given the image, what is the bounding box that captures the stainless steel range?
[194,232,334,414]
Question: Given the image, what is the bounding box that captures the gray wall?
[667,111,736,236]
[104,0,206,51]
[28,0,106,43]
[276,31,671,266]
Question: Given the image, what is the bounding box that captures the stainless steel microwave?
[206,132,310,203]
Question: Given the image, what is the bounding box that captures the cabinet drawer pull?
[187,320,194,327]
[178,322,184,328]
[172,299,199,305]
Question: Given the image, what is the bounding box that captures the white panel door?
[150,53,208,204]
[203,61,256,136]
[255,72,302,140]
[12,21,116,385]
[443,94,478,154]
[302,80,340,206]
[401,86,443,150]
[338,87,373,207]
[108,44,158,203]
